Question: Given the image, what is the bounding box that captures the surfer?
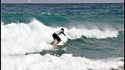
[52,28,66,47]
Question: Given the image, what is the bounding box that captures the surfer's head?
[61,28,64,32]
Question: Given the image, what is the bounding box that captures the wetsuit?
[52,31,63,41]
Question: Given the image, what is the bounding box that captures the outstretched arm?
[61,32,66,36]
[63,33,66,36]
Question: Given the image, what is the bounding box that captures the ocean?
[1,3,124,70]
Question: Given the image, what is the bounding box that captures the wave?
[67,27,119,39]
[1,54,124,70]
[1,19,121,55]
[1,19,66,55]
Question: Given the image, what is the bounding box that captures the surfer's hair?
[61,28,64,31]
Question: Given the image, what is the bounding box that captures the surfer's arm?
[63,33,66,36]
[61,32,66,36]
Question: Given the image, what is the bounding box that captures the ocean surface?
[1,3,124,70]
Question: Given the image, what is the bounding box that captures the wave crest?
[67,28,119,39]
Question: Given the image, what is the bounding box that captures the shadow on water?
[40,50,66,56]
[25,46,67,57]
[25,50,66,57]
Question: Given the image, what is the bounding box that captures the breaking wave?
[1,19,121,55]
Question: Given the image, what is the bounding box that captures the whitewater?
[1,19,124,70]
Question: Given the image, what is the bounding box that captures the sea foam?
[1,54,124,70]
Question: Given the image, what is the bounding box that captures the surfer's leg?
[52,40,57,46]
[55,36,61,46]
[55,40,61,46]
[52,34,61,46]
[51,41,54,44]
[52,34,57,45]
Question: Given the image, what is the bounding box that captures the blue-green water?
[1,3,124,59]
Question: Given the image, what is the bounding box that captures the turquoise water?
[1,3,124,59]
[1,3,123,25]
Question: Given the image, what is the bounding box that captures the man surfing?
[52,28,66,47]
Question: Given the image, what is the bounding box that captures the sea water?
[1,3,124,70]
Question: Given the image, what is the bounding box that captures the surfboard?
[52,44,67,51]
[50,41,66,51]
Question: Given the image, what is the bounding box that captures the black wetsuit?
[52,33,61,41]
[52,31,64,41]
